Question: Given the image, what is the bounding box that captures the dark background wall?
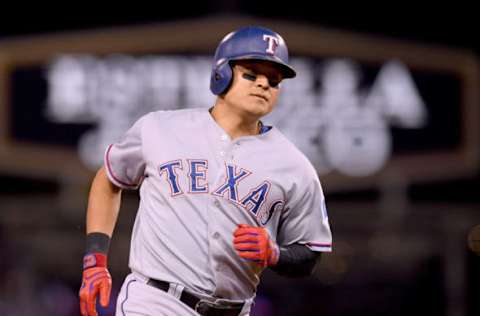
[0,4,479,316]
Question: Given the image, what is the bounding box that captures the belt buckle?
[194,299,214,314]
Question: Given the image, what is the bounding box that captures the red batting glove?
[233,224,279,267]
[79,253,112,316]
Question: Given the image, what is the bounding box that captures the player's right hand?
[79,253,112,316]
[233,224,279,267]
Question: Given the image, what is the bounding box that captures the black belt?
[147,279,244,316]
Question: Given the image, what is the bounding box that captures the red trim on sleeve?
[307,242,332,248]
[306,242,332,252]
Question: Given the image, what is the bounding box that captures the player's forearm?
[86,166,122,237]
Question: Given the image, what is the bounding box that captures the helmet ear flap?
[210,60,233,95]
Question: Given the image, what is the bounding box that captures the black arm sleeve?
[270,244,321,278]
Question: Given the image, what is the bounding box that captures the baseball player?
[79,26,332,316]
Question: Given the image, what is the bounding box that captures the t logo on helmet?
[263,35,279,55]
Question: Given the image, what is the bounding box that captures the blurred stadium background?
[0,5,479,316]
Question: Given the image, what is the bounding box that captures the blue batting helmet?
[210,26,297,95]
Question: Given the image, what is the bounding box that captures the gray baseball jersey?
[105,108,332,301]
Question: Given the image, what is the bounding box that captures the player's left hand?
[233,224,279,267]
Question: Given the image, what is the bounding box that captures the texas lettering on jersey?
[103,109,332,301]
[158,159,279,223]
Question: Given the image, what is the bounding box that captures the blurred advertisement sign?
[0,17,478,191]
[45,56,426,177]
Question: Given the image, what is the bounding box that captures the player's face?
[223,60,283,118]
